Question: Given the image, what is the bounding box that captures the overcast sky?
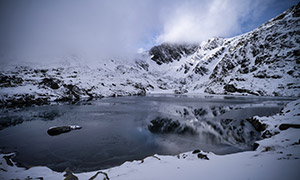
[0,0,298,64]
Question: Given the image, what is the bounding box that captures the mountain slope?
[0,3,299,107]
[150,3,300,97]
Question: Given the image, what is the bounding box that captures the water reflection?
[0,95,292,172]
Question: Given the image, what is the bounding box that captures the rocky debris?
[47,125,82,136]
[149,43,198,65]
[33,69,48,74]
[0,74,23,87]
[65,84,81,100]
[253,71,282,79]
[193,65,209,75]
[148,117,197,135]
[40,78,60,89]
[174,88,188,94]
[133,83,147,96]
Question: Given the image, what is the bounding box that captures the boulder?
[47,125,82,136]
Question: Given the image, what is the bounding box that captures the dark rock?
[183,108,189,116]
[249,66,258,72]
[63,84,82,100]
[174,89,188,94]
[223,84,259,96]
[192,149,200,154]
[262,146,273,152]
[240,67,249,74]
[204,87,215,94]
[224,84,237,92]
[136,60,149,71]
[183,64,190,74]
[47,125,82,136]
[197,153,209,160]
[149,43,198,65]
[287,70,294,76]
[3,155,14,166]
[279,124,300,130]
[136,89,146,96]
[292,3,300,17]
[64,168,78,180]
[194,65,209,75]
[272,13,286,21]
[40,78,60,89]
[253,142,259,150]
[262,130,273,138]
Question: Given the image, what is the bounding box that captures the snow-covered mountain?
[146,3,300,97]
[0,3,299,107]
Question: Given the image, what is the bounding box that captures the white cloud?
[156,0,273,43]
[0,0,285,65]
[0,0,160,64]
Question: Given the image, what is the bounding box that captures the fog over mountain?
[0,0,298,65]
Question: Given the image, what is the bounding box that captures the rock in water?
[47,125,82,136]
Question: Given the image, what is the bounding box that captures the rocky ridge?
[151,3,300,97]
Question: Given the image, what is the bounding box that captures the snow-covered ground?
[1,99,299,180]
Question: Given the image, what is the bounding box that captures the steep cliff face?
[149,43,198,65]
[200,3,300,96]
[154,3,300,97]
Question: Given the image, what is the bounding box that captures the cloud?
[0,0,295,65]
[0,0,160,64]
[156,0,273,43]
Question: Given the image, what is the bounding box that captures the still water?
[0,95,293,172]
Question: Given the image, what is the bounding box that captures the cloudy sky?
[0,0,298,63]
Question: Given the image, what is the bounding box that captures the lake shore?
[1,98,299,180]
